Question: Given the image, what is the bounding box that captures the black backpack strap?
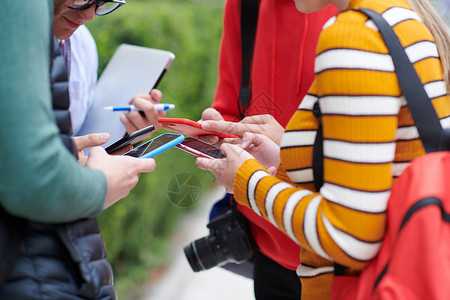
[312,102,347,275]
[238,0,259,119]
[358,8,444,153]
[312,101,324,191]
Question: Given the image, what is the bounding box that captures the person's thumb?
[74,133,110,151]
[150,89,162,102]
[241,132,261,149]
[201,108,224,122]
[135,158,156,173]
[220,142,242,157]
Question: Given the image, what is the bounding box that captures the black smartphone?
[176,137,225,159]
[105,125,155,154]
[123,133,184,158]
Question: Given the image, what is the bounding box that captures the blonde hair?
[407,0,450,93]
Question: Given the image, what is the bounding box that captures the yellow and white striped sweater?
[233,0,450,298]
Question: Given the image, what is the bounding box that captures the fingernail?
[100,133,110,141]
[202,122,210,129]
[241,140,248,148]
[210,136,219,144]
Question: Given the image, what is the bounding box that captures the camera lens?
[184,209,255,273]
[183,235,227,272]
[183,243,202,272]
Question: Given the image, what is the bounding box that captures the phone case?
[123,133,184,158]
[175,144,211,159]
[158,117,240,139]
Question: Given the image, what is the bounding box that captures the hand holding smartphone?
[176,137,225,159]
[123,133,184,158]
[158,117,240,139]
[105,125,155,154]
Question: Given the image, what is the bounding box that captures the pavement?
[142,185,255,300]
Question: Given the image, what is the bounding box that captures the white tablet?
[77,44,175,151]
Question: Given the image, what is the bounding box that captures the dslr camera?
[184,207,254,272]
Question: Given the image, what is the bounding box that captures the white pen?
[104,103,175,113]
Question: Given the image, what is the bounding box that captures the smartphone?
[176,137,225,159]
[123,133,184,158]
[105,125,155,154]
[158,117,240,139]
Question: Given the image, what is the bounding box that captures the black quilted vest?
[0,36,116,300]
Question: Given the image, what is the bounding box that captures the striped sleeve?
[233,5,450,271]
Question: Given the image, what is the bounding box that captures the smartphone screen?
[105,125,155,154]
[124,133,184,158]
[176,137,225,159]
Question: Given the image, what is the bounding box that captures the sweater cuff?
[233,159,268,207]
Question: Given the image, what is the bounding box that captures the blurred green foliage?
[86,0,225,298]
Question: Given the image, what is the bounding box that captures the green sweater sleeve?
[0,2,107,223]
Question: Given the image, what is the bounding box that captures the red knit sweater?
[212,0,339,270]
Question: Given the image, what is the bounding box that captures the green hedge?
[86,1,224,298]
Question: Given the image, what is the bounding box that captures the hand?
[200,108,225,122]
[197,108,225,145]
[240,132,280,172]
[85,147,156,209]
[201,114,285,145]
[196,143,254,193]
[120,89,164,136]
[73,133,110,165]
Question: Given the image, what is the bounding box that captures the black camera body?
[184,208,254,272]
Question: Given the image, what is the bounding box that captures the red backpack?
[328,9,450,299]
[354,151,450,300]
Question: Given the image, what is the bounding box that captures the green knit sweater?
[0,2,107,222]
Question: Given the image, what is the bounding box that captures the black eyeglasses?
[66,0,126,16]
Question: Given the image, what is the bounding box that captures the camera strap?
[238,0,259,119]
[230,195,241,226]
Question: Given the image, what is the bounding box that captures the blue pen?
[104,103,175,113]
